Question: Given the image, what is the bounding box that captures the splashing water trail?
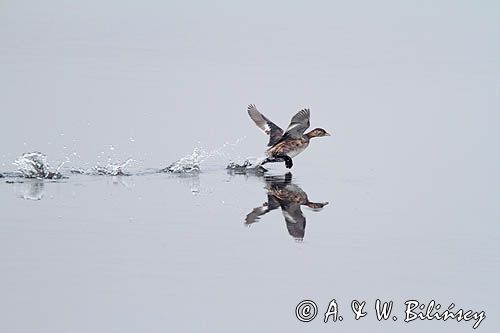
[92,158,133,176]
[162,148,203,173]
[5,138,247,178]
[226,158,268,174]
[71,158,134,176]
[162,138,246,174]
[13,152,64,179]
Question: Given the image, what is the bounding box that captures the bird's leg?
[259,157,272,166]
[275,155,293,168]
[259,156,292,168]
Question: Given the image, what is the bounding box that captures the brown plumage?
[247,104,330,169]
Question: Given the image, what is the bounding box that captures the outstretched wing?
[282,109,310,139]
[245,195,280,226]
[280,202,306,240]
[247,104,284,146]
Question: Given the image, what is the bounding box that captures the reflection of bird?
[245,173,328,240]
[247,104,330,169]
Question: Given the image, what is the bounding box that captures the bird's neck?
[305,131,316,139]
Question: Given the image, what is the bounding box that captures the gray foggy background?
[1,1,499,332]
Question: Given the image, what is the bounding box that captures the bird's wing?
[247,104,284,146]
[282,109,311,139]
[245,195,280,226]
[244,205,269,226]
[280,203,306,240]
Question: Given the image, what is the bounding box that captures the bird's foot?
[259,158,271,166]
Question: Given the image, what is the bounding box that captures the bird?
[245,172,328,240]
[247,104,330,169]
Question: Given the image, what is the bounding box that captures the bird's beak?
[325,132,331,136]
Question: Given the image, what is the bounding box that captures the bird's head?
[307,128,331,138]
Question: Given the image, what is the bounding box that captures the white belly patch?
[286,146,307,158]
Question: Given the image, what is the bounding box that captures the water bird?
[247,104,331,169]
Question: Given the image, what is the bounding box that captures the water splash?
[71,158,134,176]
[162,138,245,174]
[161,147,203,173]
[13,152,64,179]
[4,138,245,178]
[226,158,268,174]
[92,159,133,176]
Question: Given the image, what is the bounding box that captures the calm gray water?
[1,1,499,332]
